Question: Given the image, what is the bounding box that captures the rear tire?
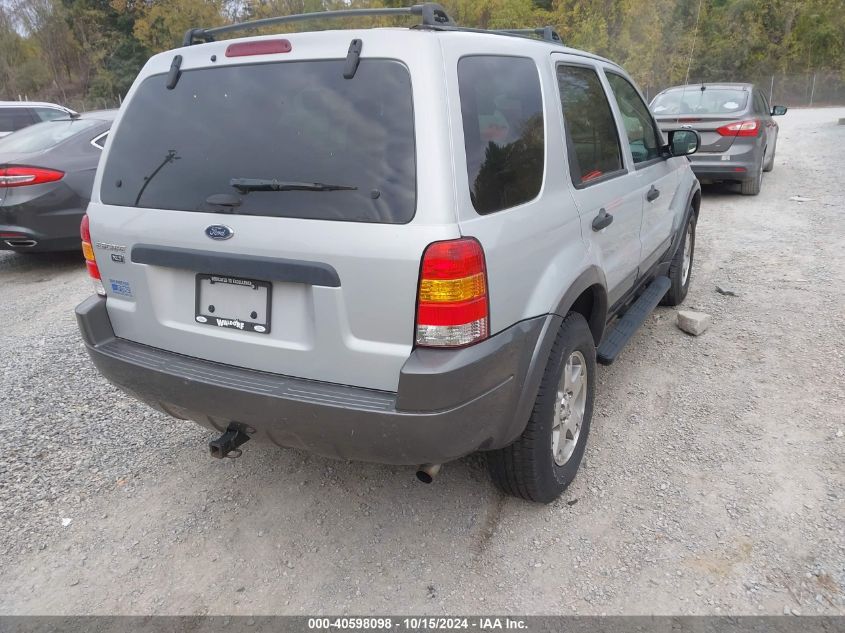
[486,313,595,503]
[763,142,776,172]
[661,212,696,306]
[740,156,763,195]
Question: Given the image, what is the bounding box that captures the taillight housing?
[415,237,489,348]
[80,215,105,296]
[716,119,760,137]
[0,166,64,188]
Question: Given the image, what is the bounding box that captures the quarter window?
[91,132,108,149]
[605,72,663,164]
[458,56,545,214]
[556,65,623,186]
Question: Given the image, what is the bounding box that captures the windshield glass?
[0,118,99,153]
[101,59,416,224]
[651,88,749,115]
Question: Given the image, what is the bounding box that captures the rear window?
[0,119,99,153]
[101,60,417,224]
[651,88,749,115]
[458,56,545,214]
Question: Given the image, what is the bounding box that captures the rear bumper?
[76,296,554,465]
[0,227,79,252]
[688,145,761,181]
[0,202,85,252]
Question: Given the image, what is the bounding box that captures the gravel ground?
[0,107,843,616]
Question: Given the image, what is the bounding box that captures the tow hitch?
[209,424,252,459]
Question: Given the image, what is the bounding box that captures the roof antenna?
[678,0,705,110]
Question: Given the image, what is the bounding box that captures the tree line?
[1,0,843,107]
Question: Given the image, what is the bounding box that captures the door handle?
[646,186,660,202]
[592,208,613,231]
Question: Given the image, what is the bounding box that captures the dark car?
[0,110,115,252]
[650,83,786,195]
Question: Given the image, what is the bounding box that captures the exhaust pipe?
[4,239,37,248]
[415,463,441,484]
[209,425,251,459]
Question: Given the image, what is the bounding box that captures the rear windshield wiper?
[230,178,357,193]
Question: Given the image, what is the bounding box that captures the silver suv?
[76,4,702,502]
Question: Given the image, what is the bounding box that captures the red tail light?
[416,238,489,348]
[80,215,106,296]
[0,166,64,188]
[716,119,760,137]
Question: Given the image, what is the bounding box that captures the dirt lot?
[0,107,843,616]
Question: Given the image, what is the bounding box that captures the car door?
[554,58,643,307]
[603,69,679,273]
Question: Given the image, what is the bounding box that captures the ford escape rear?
[76,3,703,502]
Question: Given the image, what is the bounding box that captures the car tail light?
[0,166,64,188]
[415,237,489,348]
[80,215,105,296]
[716,119,760,137]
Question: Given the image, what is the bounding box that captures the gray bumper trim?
[76,296,551,465]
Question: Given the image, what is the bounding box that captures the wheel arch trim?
[503,268,608,446]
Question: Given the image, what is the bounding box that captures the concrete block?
[677,310,711,336]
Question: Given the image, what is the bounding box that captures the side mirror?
[668,129,700,156]
[771,105,788,116]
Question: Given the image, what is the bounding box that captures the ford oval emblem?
[205,225,233,240]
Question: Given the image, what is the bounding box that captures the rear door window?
[753,91,770,116]
[556,64,624,186]
[101,60,416,224]
[0,108,34,132]
[457,56,545,214]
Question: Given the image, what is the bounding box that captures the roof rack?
[183,3,455,46]
[492,27,563,43]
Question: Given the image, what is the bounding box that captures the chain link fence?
[643,71,845,108]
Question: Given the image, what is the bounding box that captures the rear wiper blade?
[230,178,357,193]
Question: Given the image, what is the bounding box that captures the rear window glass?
[0,119,99,153]
[651,88,749,115]
[101,60,416,224]
[458,56,544,214]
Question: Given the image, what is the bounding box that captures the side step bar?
[597,276,671,365]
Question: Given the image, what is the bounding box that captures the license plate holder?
[194,274,271,334]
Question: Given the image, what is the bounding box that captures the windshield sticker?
[723,101,739,109]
